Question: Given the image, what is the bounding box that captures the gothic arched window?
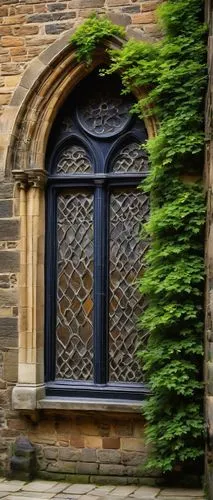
[45,71,149,400]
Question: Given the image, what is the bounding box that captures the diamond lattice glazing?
[109,190,149,383]
[56,144,92,174]
[56,191,94,380]
[112,142,148,173]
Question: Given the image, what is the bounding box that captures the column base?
[12,384,45,410]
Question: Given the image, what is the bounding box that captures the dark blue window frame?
[45,72,149,401]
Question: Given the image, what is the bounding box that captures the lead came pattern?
[56,192,94,380]
[77,86,132,138]
[56,145,92,174]
[50,74,150,388]
[109,190,149,383]
[112,142,148,173]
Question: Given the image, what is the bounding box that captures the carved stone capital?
[25,169,48,189]
[12,170,28,190]
[12,169,48,190]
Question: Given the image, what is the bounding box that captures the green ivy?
[70,0,206,474]
[70,13,125,65]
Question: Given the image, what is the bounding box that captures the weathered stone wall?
[0,0,162,482]
[9,412,148,483]
[0,0,162,116]
[0,178,20,474]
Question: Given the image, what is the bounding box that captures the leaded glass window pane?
[112,142,148,173]
[56,191,94,380]
[46,71,149,399]
[109,189,149,383]
[56,144,92,174]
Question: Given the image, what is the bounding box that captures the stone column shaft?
[12,169,47,409]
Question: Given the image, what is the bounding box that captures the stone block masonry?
[0,0,163,116]
[0,0,163,483]
[4,411,148,482]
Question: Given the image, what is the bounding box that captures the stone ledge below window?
[12,384,144,413]
[12,384,145,413]
[37,396,144,413]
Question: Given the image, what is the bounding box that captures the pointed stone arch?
[1,29,156,178]
[0,28,157,410]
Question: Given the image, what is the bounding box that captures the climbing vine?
[71,13,125,65]
[71,0,206,474]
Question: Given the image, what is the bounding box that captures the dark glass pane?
[56,144,92,174]
[56,191,93,380]
[112,142,148,173]
[109,189,149,383]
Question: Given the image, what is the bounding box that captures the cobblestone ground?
[0,479,205,500]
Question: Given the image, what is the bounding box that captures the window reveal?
[45,72,149,400]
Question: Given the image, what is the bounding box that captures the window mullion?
[94,181,109,385]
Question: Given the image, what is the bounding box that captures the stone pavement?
[0,479,205,500]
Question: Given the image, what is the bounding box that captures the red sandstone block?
[7,418,26,430]
[0,26,13,36]
[69,436,84,448]
[102,437,120,449]
[13,25,39,36]
[107,0,130,5]
[33,5,48,13]
[3,15,26,25]
[2,36,24,47]
[131,11,155,23]
[11,5,34,14]
[0,8,8,17]
[79,8,105,18]
[11,55,28,62]
[69,0,104,6]
[27,46,44,57]
[141,0,163,12]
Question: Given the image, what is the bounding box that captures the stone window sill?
[12,384,143,413]
[37,396,144,413]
